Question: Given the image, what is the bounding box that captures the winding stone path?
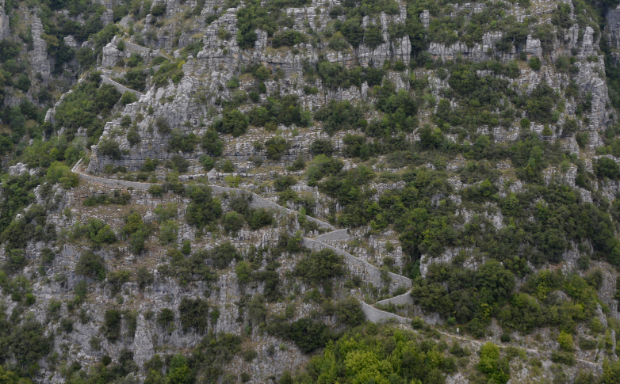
[71,159,603,370]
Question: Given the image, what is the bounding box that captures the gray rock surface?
[30,17,51,79]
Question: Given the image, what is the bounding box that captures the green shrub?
[272,30,308,48]
[314,100,364,135]
[265,136,289,161]
[579,338,597,350]
[223,211,244,233]
[99,139,122,160]
[75,251,106,281]
[102,309,122,341]
[210,242,239,269]
[149,185,164,197]
[478,342,510,384]
[168,132,199,153]
[294,249,345,290]
[85,219,117,245]
[596,157,620,179]
[310,139,334,157]
[179,297,210,334]
[558,331,574,352]
[137,266,154,290]
[127,128,141,146]
[159,220,178,244]
[242,349,258,362]
[248,208,274,230]
[157,308,175,331]
[287,318,331,353]
[364,23,384,48]
[151,3,167,16]
[120,91,138,106]
[236,261,252,284]
[529,57,541,71]
[47,162,79,188]
[169,155,190,173]
[156,117,171,134]
[212,109,248,137]
[335,296,365,326]
[84,190,131,206]
[551,350,575,366]
[202,128,224,157]
[108,270,131,295]
[185,185,223,228]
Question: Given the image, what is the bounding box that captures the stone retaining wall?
[101,75,144,98]
[375,291,414,306]
[361,302,409,324]
[315,229,350,242]
[302,238,412,294]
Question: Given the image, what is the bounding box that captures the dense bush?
[121,212,151,253]
[264,136,289,160]
[247,208,274,229]
[202,128,224,156]
[294,249,345,291]
[84,190,131,206]
[314,100,365,135]
[212,109,248,137]
[223,211,244,233]
[102,309,122,341]
[595,157,620,179]
[272,30,308,48]
[186,186,223,228]
[53,73,121,143]
[75,251,106,280]
[209,242,239,269]
[335,296,365,326]
[99,139,122,159]
[248,95,311,128]
[282,322,462,382]
[179,297,210,334]
[168,132,199,153]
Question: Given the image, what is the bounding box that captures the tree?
[120,91,138,106]
[127,127,141,146]
[235,261,252,284]
[604,358,620,384]
[10,321,53,373]
[75,251,106,280]
[99,139,121,160]
[364,23,384,48]
[94,84,121,112]
[202,128,224,156]
[185,186,223,228]
[210,242,238,269]
[310,139,334,157]
[294,249,345,289]
[178,297,209,334]
[287,318,331,353]
[478,342,510,384]
[102,309,122,341]
[16,74,31,92]
[213,109,248,137]
[223,211,244,234]
[265,137,289,160]
[335,296,365,326]
[596,157,620,179]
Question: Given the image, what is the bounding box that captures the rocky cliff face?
[2,0,620,381]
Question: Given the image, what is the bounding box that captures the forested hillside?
[0,0,620,381]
